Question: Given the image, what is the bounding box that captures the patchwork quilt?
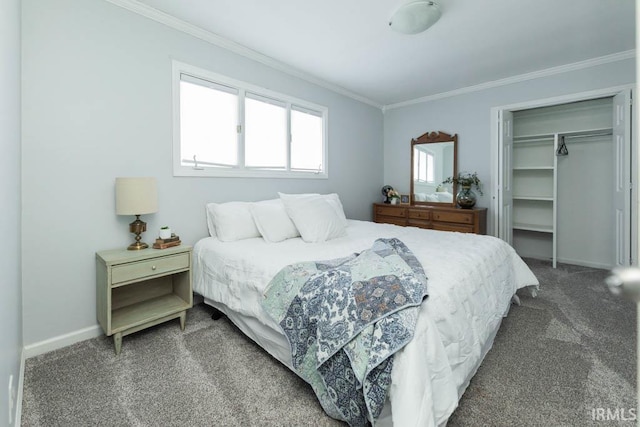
[262,238,428,426]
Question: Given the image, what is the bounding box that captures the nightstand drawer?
[433,211,474,224]
[112,253,190,284]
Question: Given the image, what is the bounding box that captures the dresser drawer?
[376,206,406,218]
[433,211,474,224]
[407,209,431,220]
[432,223,474,233]
[111,253,190,284]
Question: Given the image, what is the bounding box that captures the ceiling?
[132,0,635,107]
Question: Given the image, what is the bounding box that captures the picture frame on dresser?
[400,194,410,205]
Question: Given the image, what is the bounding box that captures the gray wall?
[22,0,383,345]
[19,0,635,349]
[0,0,22,424]
[383,58,635,235]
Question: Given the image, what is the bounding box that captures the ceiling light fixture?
[389,1,441,35]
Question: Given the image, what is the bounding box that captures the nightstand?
[96,245,193,354]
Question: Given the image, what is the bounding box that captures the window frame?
[172,61,328,179]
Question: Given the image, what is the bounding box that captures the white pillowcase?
[278,193,347,243]
[250,199,300,243]
[277,192,348,227]
[436,191,453,202]
[324,193,348,229]
[207,201,261,242]
[205,203,218,237]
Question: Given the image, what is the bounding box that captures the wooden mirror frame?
[410,131,458,207]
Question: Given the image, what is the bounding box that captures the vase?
[391,198,399,205]
[456,186,476,209]
[159,228,172,239]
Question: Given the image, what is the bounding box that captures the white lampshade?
[389,1,441,35]
[115,177,158,215]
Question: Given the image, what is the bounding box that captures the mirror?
[410,131,457,206]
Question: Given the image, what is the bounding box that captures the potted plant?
[159,226,172,239]
[442,172,483,209]
[388,189,401,205]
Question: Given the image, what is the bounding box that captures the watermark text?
[591,407,637,422]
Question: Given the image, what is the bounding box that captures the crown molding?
[103,0,383,109]
[384,49,636,111]
[103,0,633,113]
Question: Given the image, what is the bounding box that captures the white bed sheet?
[193,220,538,426]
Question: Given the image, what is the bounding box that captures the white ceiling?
[131,0,635,107]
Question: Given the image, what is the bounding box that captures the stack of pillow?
[206,193,348,244]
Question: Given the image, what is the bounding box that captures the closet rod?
[561,131,612,140]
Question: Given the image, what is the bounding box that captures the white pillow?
[208,201,261,242]
[324,193,348,229]
[205,203,217,237]
[278,193,347,243]
[436,191,453,202]
[250,199,300,243]
[277,192,348,228]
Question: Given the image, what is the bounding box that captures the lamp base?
[127,215,149,251]
[127,241,149,250]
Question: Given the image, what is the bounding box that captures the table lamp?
[115,177,158,250]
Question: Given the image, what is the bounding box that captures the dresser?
[373,203,487,234]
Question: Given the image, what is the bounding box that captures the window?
[414,150,434,182]
[245,93,286,169]
[173,61,328,178]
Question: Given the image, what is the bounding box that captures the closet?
[509,97,620,269]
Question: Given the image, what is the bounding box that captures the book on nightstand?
[153,236,181,249]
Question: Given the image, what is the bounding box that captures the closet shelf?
[513,196,554,201]
[514,127,612,141]
[513,166,554,171]
[514,133,554,141]
[513,223,554,233]
[513,139,554,146]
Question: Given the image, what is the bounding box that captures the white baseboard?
[14,350,24,426]
[23,325,102,359]
[555,257,612,270]
[518,254,612,271]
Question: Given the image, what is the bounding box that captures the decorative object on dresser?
[441,171,483,209]
[388,188,401,204]
[381,185,397,204]
[410,131,457,206]
[96,245,193,354]
[115,177,158,250]
[159,226,172,239]
[400,194,410,205]
[153,235,182,249]
[373,203,487,234]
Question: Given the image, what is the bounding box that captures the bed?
[193,196,538,426]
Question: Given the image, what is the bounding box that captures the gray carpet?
[22,259,636,427]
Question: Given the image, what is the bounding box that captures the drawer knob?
[152,265,157,270]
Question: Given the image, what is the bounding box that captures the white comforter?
[193,220,538,426]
